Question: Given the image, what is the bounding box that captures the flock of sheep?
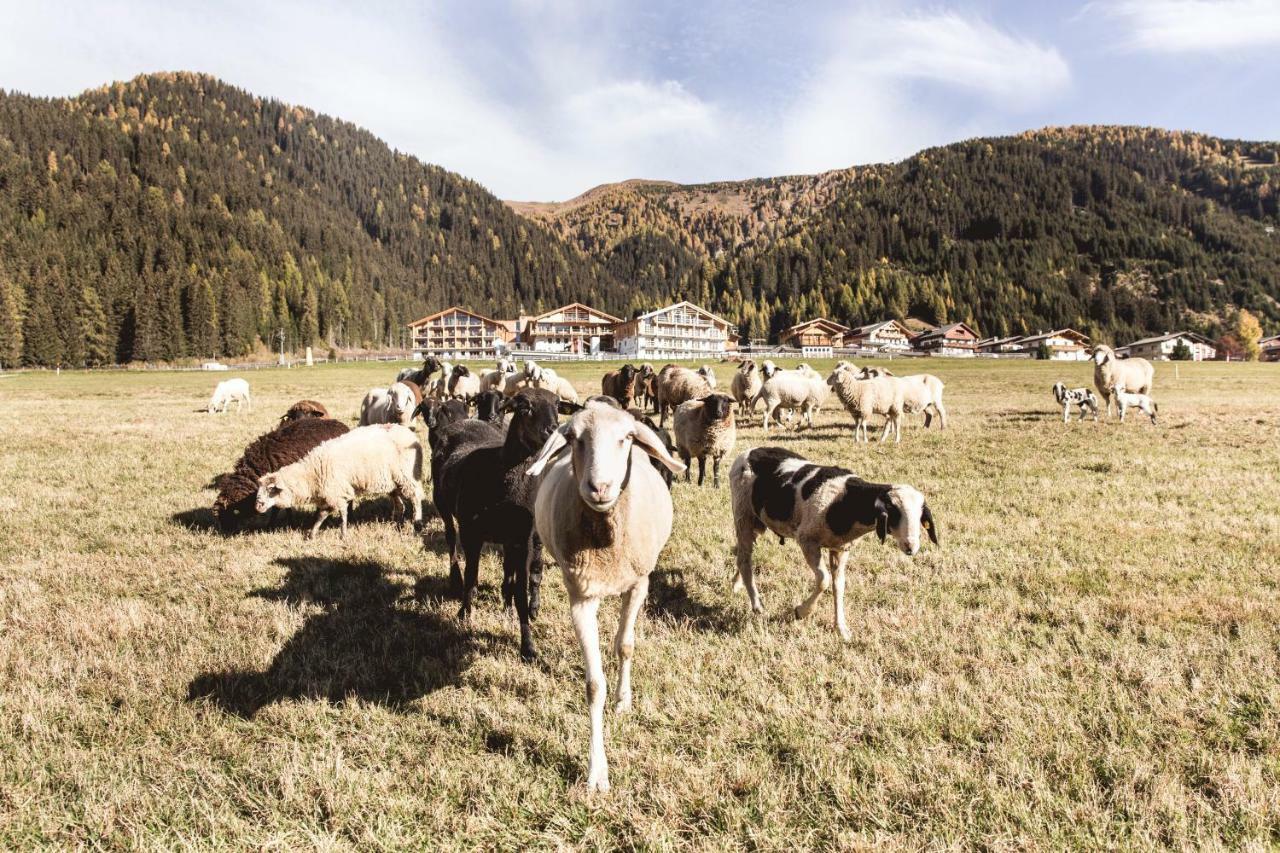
[201,343,1154,792]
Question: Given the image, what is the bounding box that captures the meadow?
[1,356,1278,849]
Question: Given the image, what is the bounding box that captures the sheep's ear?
[874,496,888,544]
[633,421,686,474]
[526,425,571,477]
[558,400,584,416]
[921,502,939,545]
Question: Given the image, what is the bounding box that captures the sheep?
[1115,388,1159,424]
[697,365,717,389]
[525,400,686,792]
[395,379,424,410]
[1052,382,1100,422]
[396,355,442,386]
[207,378,251,414]
[479,358,518,393]
[729,447,938,640]
[601,364,640,409]
[826,370,904,442]
[858,367,947,428]
[212,417,349,533]
[531,366,580,404]
[360,384,416,427]
[654,365,713,427]
[413,397,468,433]
[754,368,828,432]
[474,389,506,425]
[255,424,424,538]
[447,365,482,402]
[436,389,561,660]
[424,360,455,400]
[729,359,763,417]
[633,364,656,410]
[832,360,858,375]
[627,408,678,490]
[673,393,736,487]
[1090,345,1154,419]
[279,400,329,423]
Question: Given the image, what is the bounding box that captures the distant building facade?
[613,301,735,359]
[1261,335,1280,362]
[521,303,621,354]
[1016,329,1092,360]
[912,322,980,357]
[975,335,1027,355]
[779,318,850,349]
[844,319,914,351]
[408,307,515,360]
[1119,331,1217,362]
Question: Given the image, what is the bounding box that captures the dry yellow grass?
[1,358,1278,848]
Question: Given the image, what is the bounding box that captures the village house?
[1119,331,1217,362]
[1261,334,1280,362]
[407,306,515,360]
[1015,328,1092,360]
[843,319,914,351]
[975,335,1027,355]
[911,322,981,357]
[520,302,621,354]
[779,318,850,350]
[613,301,735,360]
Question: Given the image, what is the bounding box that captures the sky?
[1,0,1278,200]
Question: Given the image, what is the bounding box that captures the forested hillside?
[513,128,1280,344]
[0,72,616,367]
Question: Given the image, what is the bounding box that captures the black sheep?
[279,400,330,423]
[474,390,505,426]
[212,417,349,533]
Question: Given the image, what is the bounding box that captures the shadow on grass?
[646,568,739,632]
[187,557,481,716]
[170,497,414,537]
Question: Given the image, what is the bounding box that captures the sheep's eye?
[922,521,931,529]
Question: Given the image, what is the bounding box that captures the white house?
[612,301,735,359]
[1015,329,1092,360]
[1119,331,1217,362]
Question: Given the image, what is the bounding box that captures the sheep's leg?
[339,503,350,538]
[712,455,721,489]
[936,402,947,429]
[309,510,331,539]
[458,528,483,621]
[528,534,545,620]
[794,542,829,621]
[570,596,609,793]
[696,456,706,487]
[441,510,462,593]
[614,575,649,713]
[504,542,536,660]
[681,450,692,483]
[878,418,891,443]
[894,416,902,444]
[733,521,764,612]
[830,549,851,642]
[1063,402,1070,424]
[924,411,933,428]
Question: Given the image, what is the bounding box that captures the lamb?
[447,365,482,402]
[1115,388,1159,424]
[754,367,828,432]
[360,383,416,427]
[435,389,561,660]
[729,360,763,417]
[601,364,640,409]
[729,447,938,640]
[654,365,713,427]
[212,417,350,533]
[697,365,717,389]
[1090,345,1154,419]
[279,400,329,423]
[673,393,736,487]
[207,378,251,414]
[525,400,686,792]
[255,424,424,538]
[858,367,947,428]
[826,370,904,442]
[1052,382,1100,423]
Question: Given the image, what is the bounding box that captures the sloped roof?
[1018,328,1091,346]
[847,319,912,338]
[630,301,734,327]
[406,305,505,328]
[1123,330,1216,348]
[527,302,622,324]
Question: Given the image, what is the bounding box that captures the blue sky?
[2,0,1278,199]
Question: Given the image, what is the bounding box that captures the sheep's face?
[620,364,637,384]
[1089,346,1113,366]
[1052,382,1066,403]
[255,474,295,513]
[877,486,938,556]
[703,393,733,422]
[760,361,778,379]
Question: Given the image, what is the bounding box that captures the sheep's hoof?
[614,696,632,714]
[456,605,470,622]
[520,645,538,662]
[793,606,804,621]
[585,773,611,794]
[838,627,853,643]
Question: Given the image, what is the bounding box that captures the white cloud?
[1088,0,1280,53]
[780,10,1070,174]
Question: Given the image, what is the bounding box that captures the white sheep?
[697,365,717,389]
[826,370,904,442]
[729,359,763,417]
[359,384,415,426]
[754,368,827,432]
[526,401,686,793]
[531,366,580,404]
[255,424,424,538]
[673,393,736,487]
[447,365,482,401]
[1115,388,1159,424]
[207,378,251,414]
[478,358,517,393]
[1090,345,1154,419]
[858,367,947,429]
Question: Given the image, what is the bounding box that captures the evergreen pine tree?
[80,286,113,366]
[0,274,24,368]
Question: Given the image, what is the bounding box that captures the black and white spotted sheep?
[1052,381,1100,423]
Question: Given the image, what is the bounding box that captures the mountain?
[0,72,617,367]
[507,127,1280,344]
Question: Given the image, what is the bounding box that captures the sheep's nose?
[588,481,613,501]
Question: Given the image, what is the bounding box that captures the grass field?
[1,357,1278,848]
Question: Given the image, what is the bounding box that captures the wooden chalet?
[521,303,621,354]
[407,306,515,360]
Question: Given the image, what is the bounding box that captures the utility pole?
[277,328,285,366]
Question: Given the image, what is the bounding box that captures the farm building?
[975,335,1027,355]
[1119,331,1217,361]
[1261,335,1280,362]
[844,319,914,351]
[779,318,850,349]
[1015,329,1092,360]
[521,303,621,354]
[407,307,515,360]
[911,322,980,357]
[613,301,735,359]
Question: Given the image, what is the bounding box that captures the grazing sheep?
[754,367,828,432]
[697,365,717,389]
[730,360,763,417]
[601,364,640,409]
[826,370,904,442]
[255,424,424,538]
[207,378,251,414]
[673,393,736,487]
[858,367,947,429]
[525,401,686,792]
[1115,388,1159,424]
[729,447,938,640]
[213,417,349,533]
[279,400,329,423]
[436,389,561,660]
[1052,382,1100,423]
[360,384,416,427]
[448,365,482,402]
[655,365,713,427]
[1090,345,1154,419]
